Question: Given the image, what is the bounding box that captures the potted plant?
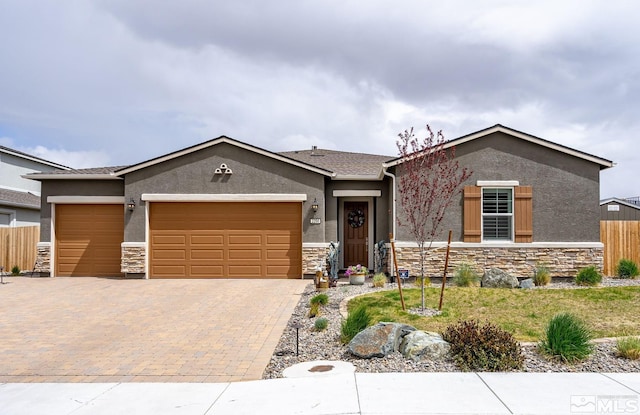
[346,264,368,285]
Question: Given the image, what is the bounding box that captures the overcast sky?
[0,1,637,198]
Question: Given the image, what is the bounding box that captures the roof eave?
[0,201,40,210]
[331,174,384,181]
[0,147,71,170]
[22,173,122,180]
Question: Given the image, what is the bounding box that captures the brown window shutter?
[463,185,481,242]
[514,186,533,243]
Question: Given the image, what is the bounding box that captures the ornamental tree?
[396,125,472,310]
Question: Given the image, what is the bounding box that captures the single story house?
[27,124,613,279]
[1,145,68,227]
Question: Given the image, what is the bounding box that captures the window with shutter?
[464,184,533,243]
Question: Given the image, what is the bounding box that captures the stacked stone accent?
[302,246,330,275]
[35,243,51,276]
[121,245,146,274]
[393,246,604,278]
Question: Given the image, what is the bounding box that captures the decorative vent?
[214,163,233,175]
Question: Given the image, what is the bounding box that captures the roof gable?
[600,197,640,211]
[384,124,614,169]
[114,136,334,177]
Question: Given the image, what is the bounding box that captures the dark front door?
[344,201,368,267]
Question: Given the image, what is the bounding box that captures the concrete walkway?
[1,372,639,414]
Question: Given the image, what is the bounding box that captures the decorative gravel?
[262,278,640,379]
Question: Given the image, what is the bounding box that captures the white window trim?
[481,186,515,242]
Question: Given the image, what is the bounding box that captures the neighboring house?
[600,197,640,221]
[599,197,640,275]
[0,146,68,227]
[26,124,613,279]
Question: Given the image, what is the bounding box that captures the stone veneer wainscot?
[393,245,604,278]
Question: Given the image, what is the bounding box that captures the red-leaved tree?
[396,125,472,310]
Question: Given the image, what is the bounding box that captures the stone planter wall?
[121,244,146,275]
[393,246,604,278]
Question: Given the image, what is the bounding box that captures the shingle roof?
[0,188,40,209]
[278,149,393,177]
[25,166,129,179]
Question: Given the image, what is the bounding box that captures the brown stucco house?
[26,124,613,279]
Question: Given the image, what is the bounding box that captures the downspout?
[383,165,397,277]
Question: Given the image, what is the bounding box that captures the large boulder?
[399,331,450,361]
[348,322,415,358]
[481,268,519,289]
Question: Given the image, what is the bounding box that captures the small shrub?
[414,276,431,287]
[310,293,329,306]
[616,259,639,279]
[617,337,640,360]
[11,265,20,276]
[452,263,480,287]
[539,313,593,363]
[372,273,387,288]
[314,317,329,331]
[533,264,551,286]
[575,266,602,286]
[340,305,371,344]
[442,320,524,371]
[308,303,321,318]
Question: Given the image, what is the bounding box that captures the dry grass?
[348,286,640,342]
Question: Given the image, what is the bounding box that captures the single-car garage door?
[55,204,124,277]
[150,202,302,279]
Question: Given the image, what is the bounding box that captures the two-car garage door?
[149,202,302,279]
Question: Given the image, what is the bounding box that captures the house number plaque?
[310,218,321,224]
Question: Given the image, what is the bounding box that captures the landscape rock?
[400,331,451,361]
[481,268,519,288]
[520,278,535,289]
[348,322,415,358]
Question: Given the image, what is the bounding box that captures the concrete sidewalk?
[1,372,639,414]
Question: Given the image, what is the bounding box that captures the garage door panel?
[228,249,262,260]
[150,202,301,279]
[55,204,124,277]
[228,265,263,277]
[153,235,187,245]
[153,249,186,260]
[228,234,262,245]
[190,249,223,260]
[152,265,187,276]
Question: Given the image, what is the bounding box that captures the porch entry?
[343,201,368,267]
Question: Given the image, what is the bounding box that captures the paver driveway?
[0,277,307,383]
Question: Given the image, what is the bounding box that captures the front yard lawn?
[348,286,640,342]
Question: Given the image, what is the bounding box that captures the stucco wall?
[38,180,125,241]
[394,131,602,243]
[123,142,326,242]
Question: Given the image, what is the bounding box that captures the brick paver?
[0,277,307,382]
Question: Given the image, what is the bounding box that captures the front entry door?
[344,201,368,267]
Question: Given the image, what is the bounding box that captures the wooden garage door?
[149,202,302,279]
[55,204,124,277]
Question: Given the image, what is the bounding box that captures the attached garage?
[149,202,302,279]
[55,204,124,277]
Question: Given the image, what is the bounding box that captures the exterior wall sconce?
[214,163,233,175]
[312,198,319,212]
[127,198,136,211]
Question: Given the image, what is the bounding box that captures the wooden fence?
[600,221,640,276]
[0,226,39,273]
